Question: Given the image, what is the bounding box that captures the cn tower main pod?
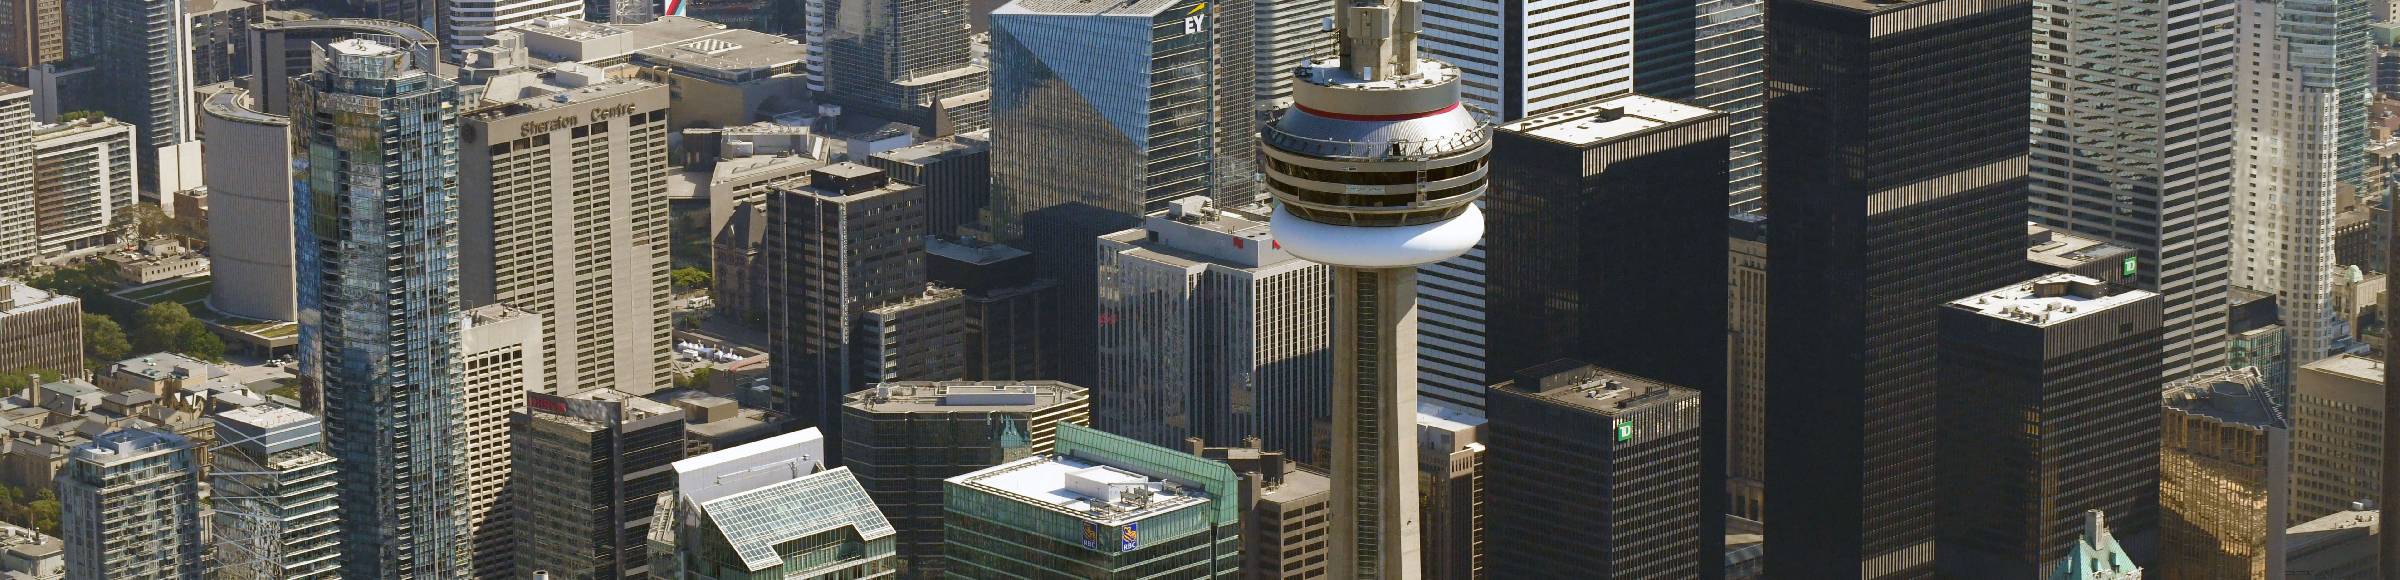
[1258,0,1489,576]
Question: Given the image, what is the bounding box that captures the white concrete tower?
[1260,1,1488,576]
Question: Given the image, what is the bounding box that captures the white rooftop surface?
[1417,400,1486,430]
[675,427,826,504]
[958,455,1209,525]
[328,38,398,56]
[216,405,314,429]
[1948,273,2153,327]
[1505,94,1718,145]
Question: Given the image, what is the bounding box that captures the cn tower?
[1260,0,1488,576]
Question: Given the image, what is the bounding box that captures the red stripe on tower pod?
[1294,101,1458,122]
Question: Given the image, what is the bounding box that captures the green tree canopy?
[673,266,712,291]
[83,314,130,366]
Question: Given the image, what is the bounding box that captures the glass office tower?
[987,0,1254,386]
[1762,0,2033,576]
[290,35,468,579]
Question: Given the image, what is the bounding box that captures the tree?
[58,110,103,123]
[26,262,114,300]
[111,203,170,240]
[27,489,57,536]
[0,369,60,398]
[134,302,199,354]
[179,324,226,362]
[672,266,712,292]
[83,314,130,366]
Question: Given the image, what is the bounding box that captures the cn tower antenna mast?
[1262,0,1489,576]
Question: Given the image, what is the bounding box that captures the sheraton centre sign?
[519,102,640,138]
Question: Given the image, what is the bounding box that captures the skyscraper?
[88,0,201,197]
[1482,98,1729,541]
[1934,274,2163,578]
[1259,1,1488,573]
[942,423,1242,578]
[199,86,296,321]
[2230,0,2352,361]
[812,0,992,133]
[291,37,468,578]
[1630,0,1767,210]
[2026,0,2235,379]
[1096,198,1331,460]
[1251,0,1332,114]
[0,0,64,74]
[1761,0,2031,574]
[765,163,929,460]
[1414,0,1633,120]
[512,389,686,579]
[0,84,32,268]
[924,237,1056,381]
[184,0,257,87]
[840,381,1091,577]
[1727,212,1766,521]
[460,64,673,396]
[1486,360,1704,578]
[242,19,437,117]
[865,135,991,238]
[987,0,1256,385]
[435,0,581,56]
[210,406,342,580]
[58,429,201,580]
[2158,367,2290,579]
[460,305,543,577]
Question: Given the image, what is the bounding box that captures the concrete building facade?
[1096,198,1330,462]
[29,118,135,258]
[0,280,78,379]
[460,305,544,577]
[461,65,673,396]
[2292,353,2387,523]
[199,86,295,321]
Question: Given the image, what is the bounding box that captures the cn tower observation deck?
[1258,0,1490,577]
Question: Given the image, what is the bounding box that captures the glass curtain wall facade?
[987,0,1249,387]
[1761,0,2034,575]
[1631,0,1766,211]
[291,37,468,579]
[2026,0,2237,380]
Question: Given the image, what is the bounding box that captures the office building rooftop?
[690,466,894,573]
[1948,273,2155,327]
[844,381,1087,413]
[1504,360,1694,418]
[2027,224,2135,273]
[997,0,1193,17]
[952,454,1215,526]
[2161,367,2287,428]
[1501,94,1721,146]
[2302,353,2383,383]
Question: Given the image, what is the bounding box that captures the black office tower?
[1762,0,2032,575]
[765,163,929,462]
[1486,360,1704,578]
[1935,274,2164,577]
[1484,94,1729,577]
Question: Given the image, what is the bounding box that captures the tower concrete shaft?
[1331,266,1425,578]
[1261,1,1486,577]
